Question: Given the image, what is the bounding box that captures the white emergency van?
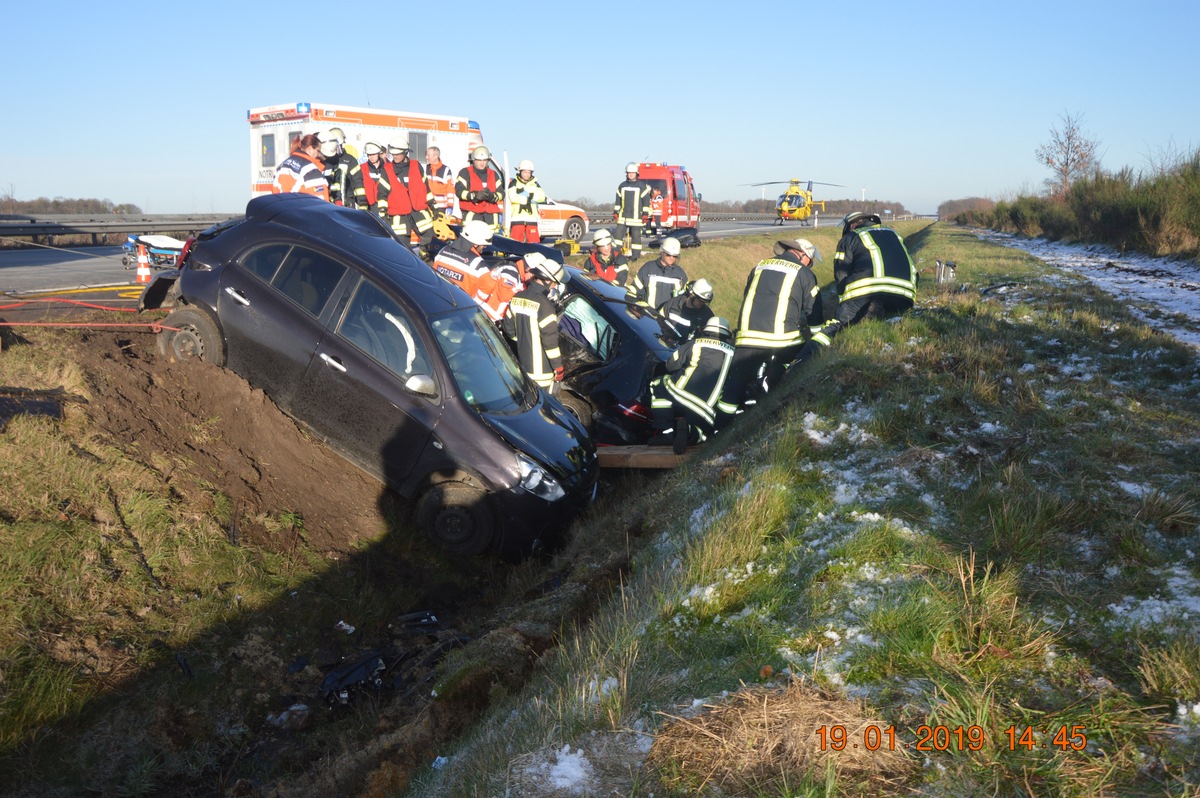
[248,102,485,198]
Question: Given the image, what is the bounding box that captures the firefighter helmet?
[327,127,346,145]
[703,316,731,339]
[517,159,535,172]
[841,211,881,234]
[625,162,639,175]
[660,237,681,257]
[363,141,384,156]
[592,228,613,248]
[773,238,822,262]
[460,220,494,246]
[526,252,564,284]
[388,135,410,155]
[471,145,491,161]
[690,278,714,302]
[318,133,339,159]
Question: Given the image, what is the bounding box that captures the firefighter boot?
[672,417,689,455]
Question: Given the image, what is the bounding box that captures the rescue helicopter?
[746,179,844,225]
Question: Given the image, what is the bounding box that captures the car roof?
[245,194,470,314]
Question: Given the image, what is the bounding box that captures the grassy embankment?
[412,222,1200,796]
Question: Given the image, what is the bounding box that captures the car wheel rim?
[172,327,204,360]
[436,506,474,545]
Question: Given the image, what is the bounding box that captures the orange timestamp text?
[816,724,1089,752]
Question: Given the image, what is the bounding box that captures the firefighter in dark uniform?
[320,128,358,207]
[725,238,832,404]
[586,228,630,286]
[376,135,437,259]
[349,141,386,216]
[650,316,738,454]
[456,145,505,233]
[613,162,652,260]
[658,278,715,341]
[828,211,917,335]
[632,236,687,309]
[500,252,564,390]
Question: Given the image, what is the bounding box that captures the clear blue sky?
[2,0,1196,216]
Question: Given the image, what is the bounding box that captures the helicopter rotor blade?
[742,181,791,187]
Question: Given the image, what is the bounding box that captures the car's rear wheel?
[562,217,586,242]
[557,392,595,434]
[157,307,225,366]
[416,483,496,556]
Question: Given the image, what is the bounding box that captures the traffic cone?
[135,243,153,284]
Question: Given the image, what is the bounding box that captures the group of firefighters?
[272,132,917,453]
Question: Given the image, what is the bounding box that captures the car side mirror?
[405,373,437,397]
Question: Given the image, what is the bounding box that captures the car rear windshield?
[430,309,533,414]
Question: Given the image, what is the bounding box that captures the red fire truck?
[638,163,700,235]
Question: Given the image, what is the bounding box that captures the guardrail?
[0,214,235,245]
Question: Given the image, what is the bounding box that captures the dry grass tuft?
[646,678,915,795]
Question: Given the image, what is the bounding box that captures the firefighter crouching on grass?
[501,252,564,391]
[586,228,629,286]
[824,211,917,341]
[377,135,437,260]
[632,236,687,310]
[650,316,738,455]
[725,238,833,404]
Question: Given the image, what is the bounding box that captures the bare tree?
[1035,111,1099,197]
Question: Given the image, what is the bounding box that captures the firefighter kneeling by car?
[649,316,737,455]
[501,252,565,392]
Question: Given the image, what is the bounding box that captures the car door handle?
[223,287,250,306]
[319,353,347,373]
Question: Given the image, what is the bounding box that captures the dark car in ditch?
[138,194,598,557]
[473,237,681,445]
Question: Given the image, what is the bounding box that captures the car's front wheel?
[416,483,496,556]
[157,307,225,366]
[556,392,595,434]
[562,217,586,242]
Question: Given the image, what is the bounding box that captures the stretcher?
[122,234,187,269]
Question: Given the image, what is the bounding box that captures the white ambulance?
[248,101,485,197]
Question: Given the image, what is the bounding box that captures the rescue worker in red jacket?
[320,128,358,207]
[456,145,504,233]
[725,238,831,404]
[658,278,715,341]
[613,162,653,260]
[650,316,738,454]
[376,135,437,259]
[424,146,457,219]
[349,141,386,216]
[272,133,329,200]
[430,220,513,323]
[632,236,687,310]
[586,228,629,286]
[506,159,547,243]
[500,252,564,390]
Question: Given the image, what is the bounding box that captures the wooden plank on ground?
[597,444,688,469]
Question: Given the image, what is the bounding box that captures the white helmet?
[388,135,410,155]
[703,317,731,338]
[461,220,494,246]
[690,278,714,302]
[471,145,491,161]
[625,162,639,175]
[327,127,346,145]
[319,139,339,159]
[517,159,535,172]
[526,251,564,283]
[773,238,822,262]
[592,228,613,248]
[363,141,384,156]
[660,237,681,257]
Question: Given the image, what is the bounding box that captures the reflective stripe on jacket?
[588,249,629,286]
[734,254,819,349]
[833,226,916,302]
[501,284,561,388]
[653,336,737,426]
[380,159,432,216]
[614,179,652,223]
[506,176,547,223]
[457,166,502,213]
[272,152,329,200]
[633,258,687,309]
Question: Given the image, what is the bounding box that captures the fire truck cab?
[638,163,700,235]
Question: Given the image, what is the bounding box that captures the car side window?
[272,247,347,317]
[561,296,617,361]
[339,279,431,382]
[242,244,291,282]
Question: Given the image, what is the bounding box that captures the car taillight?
[175,237,196,269]
[618,401,651,422]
